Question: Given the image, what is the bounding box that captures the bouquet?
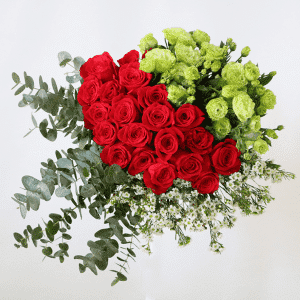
[11,27,296,286]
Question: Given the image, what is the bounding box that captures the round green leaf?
[62,233,72,240]
[58,51,72,67]
[59,243,69,251]
[32,227,43,240]
[73,56,85,71]
[47,129,57,142]
[42,247,53,256]
[26,190,41,211]
[12,72,20,84]
[25,75,34,90]
[13,232,23,243]
[57,158,73,170]
[55,186,71,197]
[79,263,86,273]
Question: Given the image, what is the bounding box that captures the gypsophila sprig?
[11,27,296,286]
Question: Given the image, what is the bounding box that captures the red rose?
[77,75,102,106]
[154,126,185,162]
[142,48,152,59]
[143,162,177,195]
[98,78,126,105]
[127,146,156,176]
[80,52,119,84]
[174,103,205,132]
[93,120,120,147]
[210,138,242,175]
[117,50,140,67]
[142,101,175,131]
[117,122,152,148]
[118,61,152,97]
[137,84,168,109]
[82,105,94,130]
[191,171,219,194]
[109,93,141,126]
[100,141,134,169]
[83,101,111,130]
[171,149,205,182]
[185,127,214,155]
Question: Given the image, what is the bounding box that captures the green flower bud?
[138,33,158,55]
[206,97,228,121]
[256,85,266,96]
[186,96,195,103]
[202,43,227,61]
[244,60,260,82]
[245,140,254,148]
[201,69,207,75]
[260,89,276,109]
[232,92,255,122]
[256,105,267,115]
[211,60,222,73]
[163,27,196,48]
[175,43,202,67]
[251,80,260,87]
[266,129,278,139]
[140,48,176,73]
[270,71,277,77]
[184,65,200,81]
[221,84,247,99]
[192,30,211,47]
[221,62,248,88]
[226,38,233,44]
[187,86,196,95]
[243,152,252,160]
[277,125,284,131]
[241,46,251,57]
[204,60,212,69]
[212,117,231,138]
[248,115,261,132]
[230,42,237,51]
[167,83,189,105]
[253,138,269,154]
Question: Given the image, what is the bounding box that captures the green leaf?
[117,256,126,262]
[51,78,59,94]
[82,167,89,177]
[13,233,23,243]
[39,119,48,138]
[62,233,72,240]
[14,84,26,95]
[32,227,43,240]
[20,203,27,219]
[55,186,71,197]
[79,263,86,273]
[89,208,100,219]
[46,129,57,142]
[57,158,73,170]
[71,125,83,139]
[18,98,28,107]
[59,171,75,183]
[127,248,136,257]
[58,51,72,67]
[66,74,81,84]
[12,72,20,84]
[117,272,127,281]
[111,277,120,286]
[40,239,50,243]
[26,190,40,211]
[21,239,28,248]
[94,228,114,239]
[25,75,34,90]
[23,94,33,103]
[59,243,69,251]
[46,220,59,236]
[38,89,48,100]
[80,184,97,198]
[55,150,62,160]
[14,243,21,249]
[31,113,37,127]
[59,256,64,263]
[73,56,85,71]
[39,75,43,89]
[14,193,27,203]
[42,247,53,256]
[35,181,51,201]
[27,225,33,233]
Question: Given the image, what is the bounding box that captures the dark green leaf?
[12,72,20,83]
[25,75,34,90]
[62,233,72,240]
[40,239,50,243]
[94,228,114,239]
[14,243,21,249]
[70,210,77,219]
[46,129,57,142]
[59,256,64,263]
[127,248,136,257]
[59,243,69,251]
[55,186,71,197]
[39,119,48,138]
[117,256,126,262]
[13,233,23,243]
[21,239,28,248]
[117,272,127,281]
[42,247,53,256]
[111,277,120,286]
[32,227,43,240]
[14,84,26,95]
[46,220,59,236]
[59,228,67,233]
[64,214,72,224]
[51,78,59,94]
[55,150,62,160]
[79,263,86,273]
[27,225,33,233]
[58,51,72,67]
[89,208,100,219]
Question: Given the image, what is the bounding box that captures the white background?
[1,0,300,299]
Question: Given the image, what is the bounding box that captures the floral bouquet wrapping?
[11,27,296,286]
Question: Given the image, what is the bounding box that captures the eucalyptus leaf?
[31,113,37,127]
[55,186,71,197]
[25,75,34,90]
[80,184,97,198]
[38,89,48,100]
[73,56,85,71]
[18,98,28,107]
[14,84,26,95]
[24,94,33,103]
[57,158,73,170]
[26,190,41,211]
[22,175,41,192]
[51,78,59,94]
[12,72,20,84]
[14,193,27,203]
[66,73,81,84]
[58,51,72,67]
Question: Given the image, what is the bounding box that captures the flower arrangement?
[11,27,296,286]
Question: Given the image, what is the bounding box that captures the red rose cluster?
[77,49,242,195]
